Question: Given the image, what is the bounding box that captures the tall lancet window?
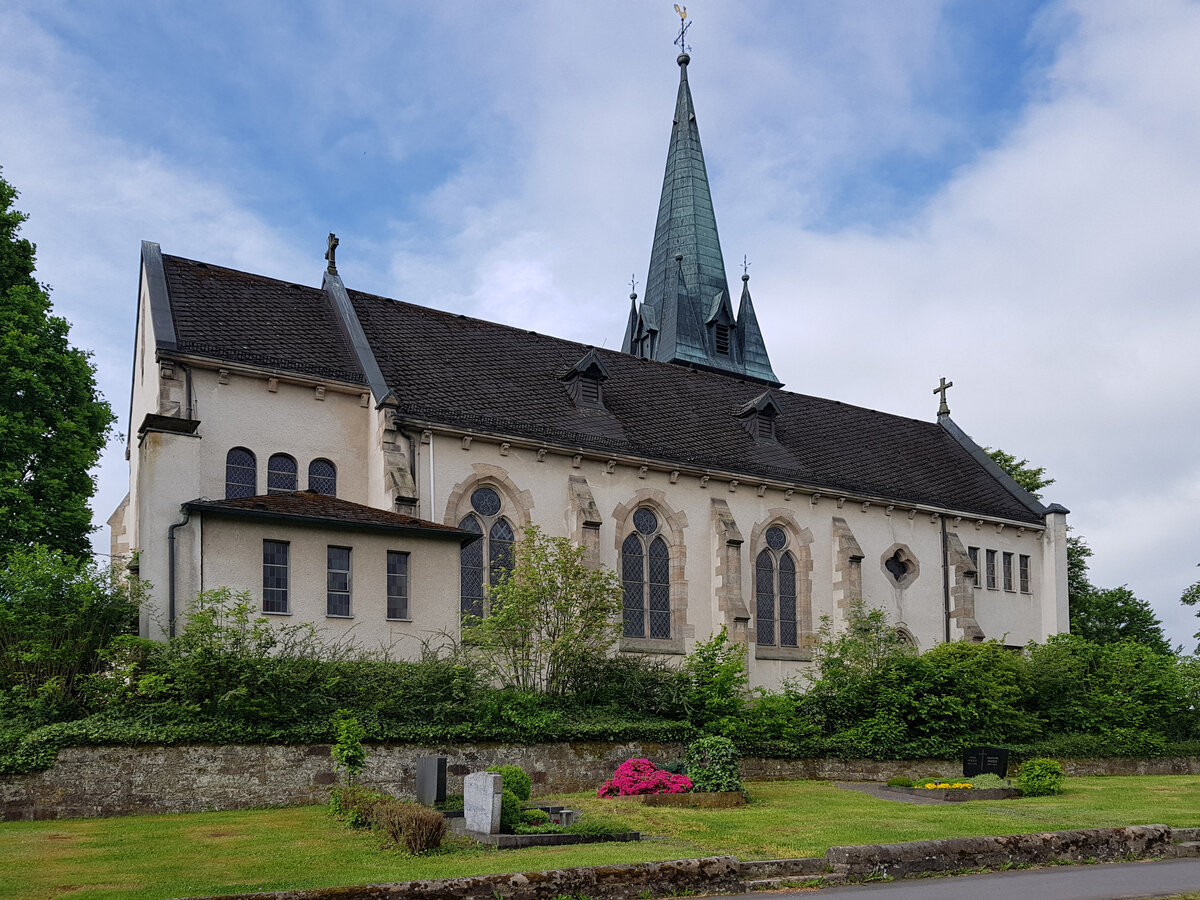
[755,526,798,648]
[458,486,515,618]
[621,508,671,639]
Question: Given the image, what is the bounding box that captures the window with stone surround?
[225,447,256,498]
[262,539,289,613]
[985,549,997,590]
[1019,554,1031,594]
[458,486,515,618]
[1003,552,1015,592]
[621,508,671,640]
[755,526,798,648]
[968,546,980,589]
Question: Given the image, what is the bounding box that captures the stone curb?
[180,826,1197,900]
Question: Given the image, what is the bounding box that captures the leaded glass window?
[755,527,798,648]
[458,485,515,618]
[387,551,409,620]
[1019,554,1031,594]
[1002,552,1014,592]
[267,453,297,493]
[327,546,351,617]
[621,508,671,640]
[308,458,337,496]
[226,447,256,498]
[985,549,997,590]
[262,540,289,613]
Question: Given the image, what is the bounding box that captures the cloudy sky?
[2,1,1198,649]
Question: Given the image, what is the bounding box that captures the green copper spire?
[624,50,780,387]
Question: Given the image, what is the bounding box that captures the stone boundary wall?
[190,826,1197,900]
[3,742,1199,821]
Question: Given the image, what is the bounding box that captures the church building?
[109,46,1070,688]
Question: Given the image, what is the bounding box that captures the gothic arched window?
[225,447,256,499]
[267,453,297,493]
[621,507,671,639]
[308,458,337,496]
[755,525,798,648]
[458,486,515,618]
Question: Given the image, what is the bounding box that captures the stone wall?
[3,742,1199,821]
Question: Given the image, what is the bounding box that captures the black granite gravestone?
[416,755,447,805]
[963,745,1009,778]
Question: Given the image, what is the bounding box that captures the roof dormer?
[561,348,611,410]
[736,389,782,442]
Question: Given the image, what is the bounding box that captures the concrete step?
[745,873,847,891]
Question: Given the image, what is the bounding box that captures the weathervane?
[673,4,691,54]
[742,254,751,278]
[629,274,639,298]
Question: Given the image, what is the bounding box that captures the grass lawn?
[2,776,1198,900]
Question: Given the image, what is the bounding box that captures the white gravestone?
[463,772,503,835]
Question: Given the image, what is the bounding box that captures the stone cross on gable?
[933,376,954,417]
[325,232,339,275]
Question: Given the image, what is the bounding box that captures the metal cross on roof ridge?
[933,376,954,416]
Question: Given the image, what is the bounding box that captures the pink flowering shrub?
[597,758,692,798]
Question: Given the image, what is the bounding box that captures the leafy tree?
[1070,584,1171,655]
[679,626,748,730]
[1066,533,1094,606]
[0,545,141,715]
[462,525,623,695]
[985,447,1054,498]
[0,170,114,561]
[1181,564,1200,654]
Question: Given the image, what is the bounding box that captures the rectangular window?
[985,549,997,590]
[327,546,351,616]
[387,551,409,620]
[581,377,601,405]
[968,546,980,588]
[262,540,289,613]
[1002,552,1014,592]
[1019,554,1031,593]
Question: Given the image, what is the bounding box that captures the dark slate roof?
[155,252,1045,526]
[349,290,1044,525]
[183,491,474,539]
[162,254,365,384]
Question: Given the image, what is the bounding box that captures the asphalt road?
[727,857,1200,900]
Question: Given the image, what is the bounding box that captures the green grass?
[2,777,1198,900]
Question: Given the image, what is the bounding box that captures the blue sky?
[3,0,1199,649]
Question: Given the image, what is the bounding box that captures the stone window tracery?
[459,485,515,618]
[755,525,798,647]
[622,508,671,640]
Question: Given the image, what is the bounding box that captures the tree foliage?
[461,525,624,695]
[0,545,141,716]
[985,448,1054,499]
[1069,585,1171,655]
[0,170,114,561]
[1181,564,1200,655]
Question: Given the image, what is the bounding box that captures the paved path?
[728,857,1200,900]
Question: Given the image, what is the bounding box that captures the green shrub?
[684,735,742,792]
[1019,758,1065,796]
[680,627,748,730]
[520,808,550,825]
[886,776,913,787]
[328,785,385,829]
[564,818,632,836]
[499,788,523,833]
[487,764,532,802]
[372,797,409,846]
[330,710,367,786]
[967,773,1011,789]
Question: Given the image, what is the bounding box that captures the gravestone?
[463,771,503,835]
[415,756,447,806]
[963,745,1009,778]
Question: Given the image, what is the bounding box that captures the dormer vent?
[736,389,782,443]
[561,348,611,410]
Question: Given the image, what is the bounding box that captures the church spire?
[736,272,779,384]
[623,29,781,387]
